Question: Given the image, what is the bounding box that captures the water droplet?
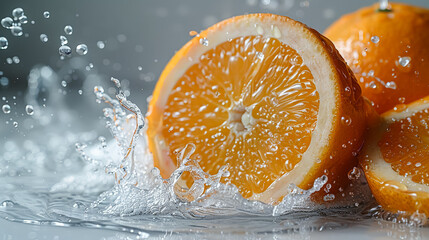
[256,25,264,35]
[94,86,104,94]
[323,194,335,201]
[18,15,28,24]
[385,81,397,89]
[98,136,107,148]
[12,8,24,19]
[415,162,421,167]
[344,86,351,95]
[138,66,143,71]
[272,25,281,38]
[40,34,48,43]
[199,37,209,46]
[1,200,14,207]
[341,116,352,126]
[348,167,361,180]
[6,58,12,64]
[25,105,34,115]
[58,45,72,56]
[97,41,105,49]
[1,17,13,29]
[78,89,83,95]
[2,104,11,114]
[10,25,23,36]
[300,0,310,7]
[43,11,50,18]
[76,44,88,55]
[379,0,391,11]
[398,56,411,67]
[12,56,20,64]
[61,80,67,87]
[13,121,18,127]
[0,37,8,49]
[0,76,9,86]
[111,77,121,88]
[189,30,198,36]
[64,25,73,35]
[60,35,68,45]
[370,36,380,44]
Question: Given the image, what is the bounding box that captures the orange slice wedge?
[360,96,429,215]
[146,14,367,204]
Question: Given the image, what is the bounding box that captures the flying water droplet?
[60,35,68,45]
[18,15,28,24]
[12,8,24,19]
[12,56,20,64]
[25,105,34,115]
[0,37,8,49]
[111,77,121,88]
[61,81,67,87]
[1,17,13,29]
[78,89,83,95]
[40,34,48,43]
[0,76,9,86]
[10,26,23,36]
[43,11,50,18]
[2,104,11,114]
[64,25,73,35]
[58,45,72,56]
[76,44,88,55]
[370,36,379,44]
[97,41,105,49]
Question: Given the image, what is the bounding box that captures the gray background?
[1,0,429,239]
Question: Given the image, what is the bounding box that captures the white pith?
[150,15,338,203]
[363,100,429,193]
[227,101,256,136]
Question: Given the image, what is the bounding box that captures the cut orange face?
[146,14,367,204]
[360,96,429,215]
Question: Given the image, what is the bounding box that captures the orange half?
[146,14,367,204]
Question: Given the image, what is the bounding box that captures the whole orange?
[325,2,429,114]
